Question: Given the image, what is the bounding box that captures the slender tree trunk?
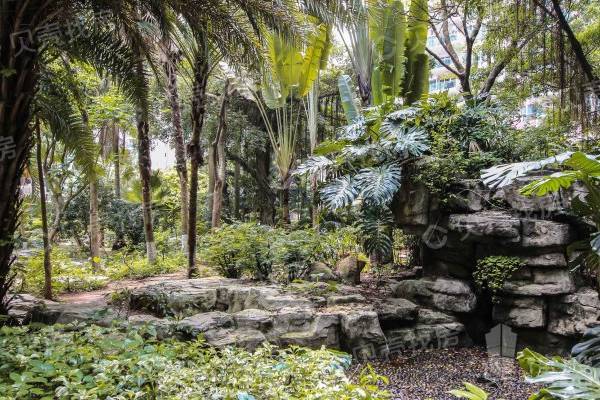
[135,58,157,263]
[187,51,210,278]
[89,177,101,271]
[211,82,230,228]
[281,182,291,225]
[164,57,189,251]
[0,0,46,314]
[256,144,275,225]
[206,145,215,222]
[113,123,121,199]
[233,160,241,219]
[36,120,52,300]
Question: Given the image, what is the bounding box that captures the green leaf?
[338,74,362,124]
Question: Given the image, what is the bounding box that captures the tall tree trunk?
[113,123,121,199]
[187,51,210,278]
[89,177,101,270]
[0,0,47,314]
[281,183,291,225]
[135,59,157,264]
[211,82,230,228]
[164,57,189,251]
[233,160,241,220]
[256,144,275,225]
[206,145,215,222]
[36,120,52,300]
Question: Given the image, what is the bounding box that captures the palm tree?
[160,37,189,251]
[170,0,302,277]
[0,1,154,314]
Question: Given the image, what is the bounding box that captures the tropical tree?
[248,23,332,224]
[295,76,429,260]
[339,0,428,107]
[0,1,155,314]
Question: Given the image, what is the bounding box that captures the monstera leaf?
[572,326,600,367]
[519,348,600,400]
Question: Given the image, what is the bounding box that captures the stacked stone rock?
[393,176,600,353]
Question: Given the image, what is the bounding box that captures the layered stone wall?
[392,176,600,353]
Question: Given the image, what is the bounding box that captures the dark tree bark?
[187,50,210,278]
[164,55,189,250]
[0,0,51,315]
[35,120,52,300]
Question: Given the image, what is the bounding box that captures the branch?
[426,47,462,77]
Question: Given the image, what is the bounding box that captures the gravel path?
[351,347,539,400]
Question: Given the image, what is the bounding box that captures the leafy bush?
[104,251,186,281]
[0,324,390,399]
[15,249,108,295]
[200,223,273,279]
[473,256,524,302]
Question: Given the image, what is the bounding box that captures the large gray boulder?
[307,262,337,282]
[204,328,267,351]
[391,278,477,313]
[233,308,273,331]
[520,253,568,268]
[335,256,367,285]
[521,220,574,247]
[177,311,234,336]
[375,298,419,324]
[448,211,521,242]
[340,309,387,359]
[326,294,366,307]
[504,271,575,296]
[493,297,546,328]
[548,288,600,336]
[31,300,118,326]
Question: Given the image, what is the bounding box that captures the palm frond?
[480,152,574,189]
[354,164,402,206]
[320,175,358,209]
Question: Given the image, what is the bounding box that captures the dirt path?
[58,271,187,304]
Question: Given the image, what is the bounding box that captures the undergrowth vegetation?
[0,324,390,400]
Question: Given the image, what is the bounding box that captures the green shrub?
[0,324,390,399]
[16,249,108,295]
[200,223,273,279]
[104,251,185,281]
[473,256,524,302]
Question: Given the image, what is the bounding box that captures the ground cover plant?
[0,324,390,400]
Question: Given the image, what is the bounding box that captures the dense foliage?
[0,324,390,399]
[200,223,360,282]
[473,256,525,302]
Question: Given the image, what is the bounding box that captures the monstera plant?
[294,75,429,261]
